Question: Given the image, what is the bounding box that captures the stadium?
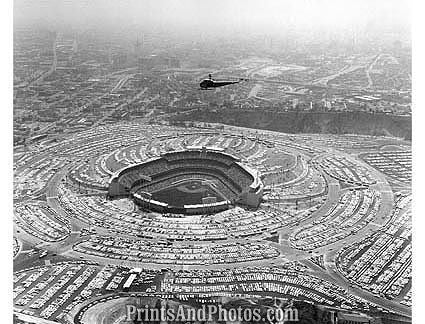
[13,123,412,322]
[108,146,264,214]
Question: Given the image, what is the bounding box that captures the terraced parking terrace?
[13,122,411,323]
[336,193,411,305]
[360,150,411,184]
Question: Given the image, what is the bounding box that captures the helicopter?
[199,74,248,90]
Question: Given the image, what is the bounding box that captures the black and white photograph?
[8,0,414,323]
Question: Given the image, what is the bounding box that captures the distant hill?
[171,110,411,140]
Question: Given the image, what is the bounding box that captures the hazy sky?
[14,0,410,36]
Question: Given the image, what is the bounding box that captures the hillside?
[170,110,411,140]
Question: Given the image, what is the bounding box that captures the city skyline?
[15,0,411,41]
